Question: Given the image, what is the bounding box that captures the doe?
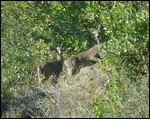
[64,25,102,80]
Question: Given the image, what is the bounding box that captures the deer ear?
[50,46,56,51]
[60,42,66,49]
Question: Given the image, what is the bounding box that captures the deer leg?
[37,67,43,86]
[98,52,103,62]
[64,67,73,80]
[90,56,102,62]
[65,60,80,80]
[64,67,74,87]
[54,74,58,84]
[51,73,58,86]
[37,67,40,83]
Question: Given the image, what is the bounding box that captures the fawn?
[37,42,65,86]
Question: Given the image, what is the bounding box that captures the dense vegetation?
[1,1,149,118]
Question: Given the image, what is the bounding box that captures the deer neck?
[57,54,64,64]
[95,37,100,46]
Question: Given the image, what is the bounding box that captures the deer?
[64,25,102,80]
[37,42,65,86]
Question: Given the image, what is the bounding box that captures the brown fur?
[37,43,65,86]
[65,45,102,79]
[64,25,102,80]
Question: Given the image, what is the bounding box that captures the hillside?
[1,64,109,118]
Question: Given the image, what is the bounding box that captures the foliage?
[1,1,149,118]
[92,1,149,118]
[100,1,149,81]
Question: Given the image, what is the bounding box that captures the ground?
[1,64,109,118]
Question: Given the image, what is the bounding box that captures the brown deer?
[37,42,65,86]
[64,25,102,80]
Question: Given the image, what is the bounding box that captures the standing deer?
[37,42,65,86]
[64,25,102,80]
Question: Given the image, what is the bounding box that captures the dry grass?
[1,64,109,118]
